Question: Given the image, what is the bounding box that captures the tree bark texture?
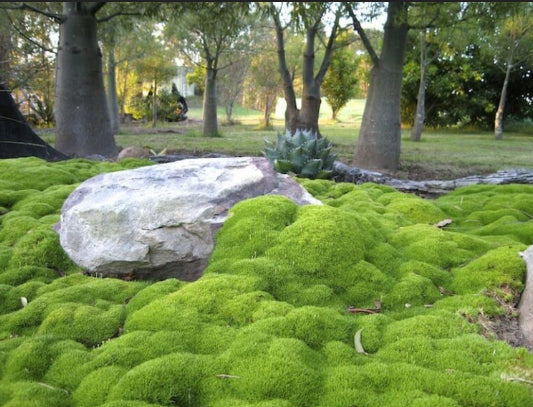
[55,3,117,157]
[411,32,428,142]
[494,56,513,140]
[263,92,276,129]
[273,6,338,136]
[106,47,120,135]
[353,2,409,171]
[0,83,67,161]
[203,68,218,137]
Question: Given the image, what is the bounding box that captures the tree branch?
[5,11,57,54]
[272,4,297,114]
[89,2,107,16]
[97,11,141,23]
[345,3,379,67]
[316,9,341,83]
[4,3,64,23]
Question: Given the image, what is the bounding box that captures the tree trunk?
[411,31,428,142]
[353,2,409,171]
[55,3,117,158]
[106,46,120,135]
[293,82,321,135]
[152,80,158,128]
[263,92,276,129]
[203,66,218,137]
[0,83,67,161]
[225,102,234,124]
[495,55,513,140]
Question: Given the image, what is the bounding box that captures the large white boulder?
[58,157,321,281]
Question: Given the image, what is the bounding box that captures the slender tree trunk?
[225,102,234,124]
[495,55,513,140]
[331,108,337,121]
[263,92,276,128]
[353,2,409,171]
[152,80,157,128]
[107,46,120,135]
[273,11,299,133]
[55,3,117,157]
[203,66,218,137]
[411,31,428,142]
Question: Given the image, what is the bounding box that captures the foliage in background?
[322,32,359,121]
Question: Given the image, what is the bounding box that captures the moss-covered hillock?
[0,158,532,406]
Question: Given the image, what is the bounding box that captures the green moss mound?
[1,160,533,406]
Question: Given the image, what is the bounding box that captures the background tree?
[346,1,410,171]
[269,2,343,135]
[166,3,252,137]
[491,3,533,140]
[408,2,463,142]
[218,58,249,125]
[322,31,359,121]
[134,46,176,128]
[1,2,157,158]
[2,5,57,126]
[186,66,206,96]
[246,30,282,129]
[347,2,467,171]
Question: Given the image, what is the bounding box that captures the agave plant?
[263,129,337,179]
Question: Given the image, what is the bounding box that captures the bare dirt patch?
[474,289,531,351]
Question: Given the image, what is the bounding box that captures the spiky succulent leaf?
[274,159,295,174]
[300,159,323,178]
[263,129,336,179]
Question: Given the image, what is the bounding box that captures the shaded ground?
[475,290,530,351]
[394,163,498,182]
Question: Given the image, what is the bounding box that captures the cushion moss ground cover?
[0,157,533,407]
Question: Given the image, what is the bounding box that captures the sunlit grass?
[38,98,533,180]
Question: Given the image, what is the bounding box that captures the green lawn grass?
[38,98,533,180]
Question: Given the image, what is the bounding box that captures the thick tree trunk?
[290,82,321,135]
[353,2,409,171]
[0,83,67,161]
[55,3,117,158]
[203,67,218,137]
[495,56,513,140]
[411,32,428,142]
[106,47,120,135]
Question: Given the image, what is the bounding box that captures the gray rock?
[58,157,321,281]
